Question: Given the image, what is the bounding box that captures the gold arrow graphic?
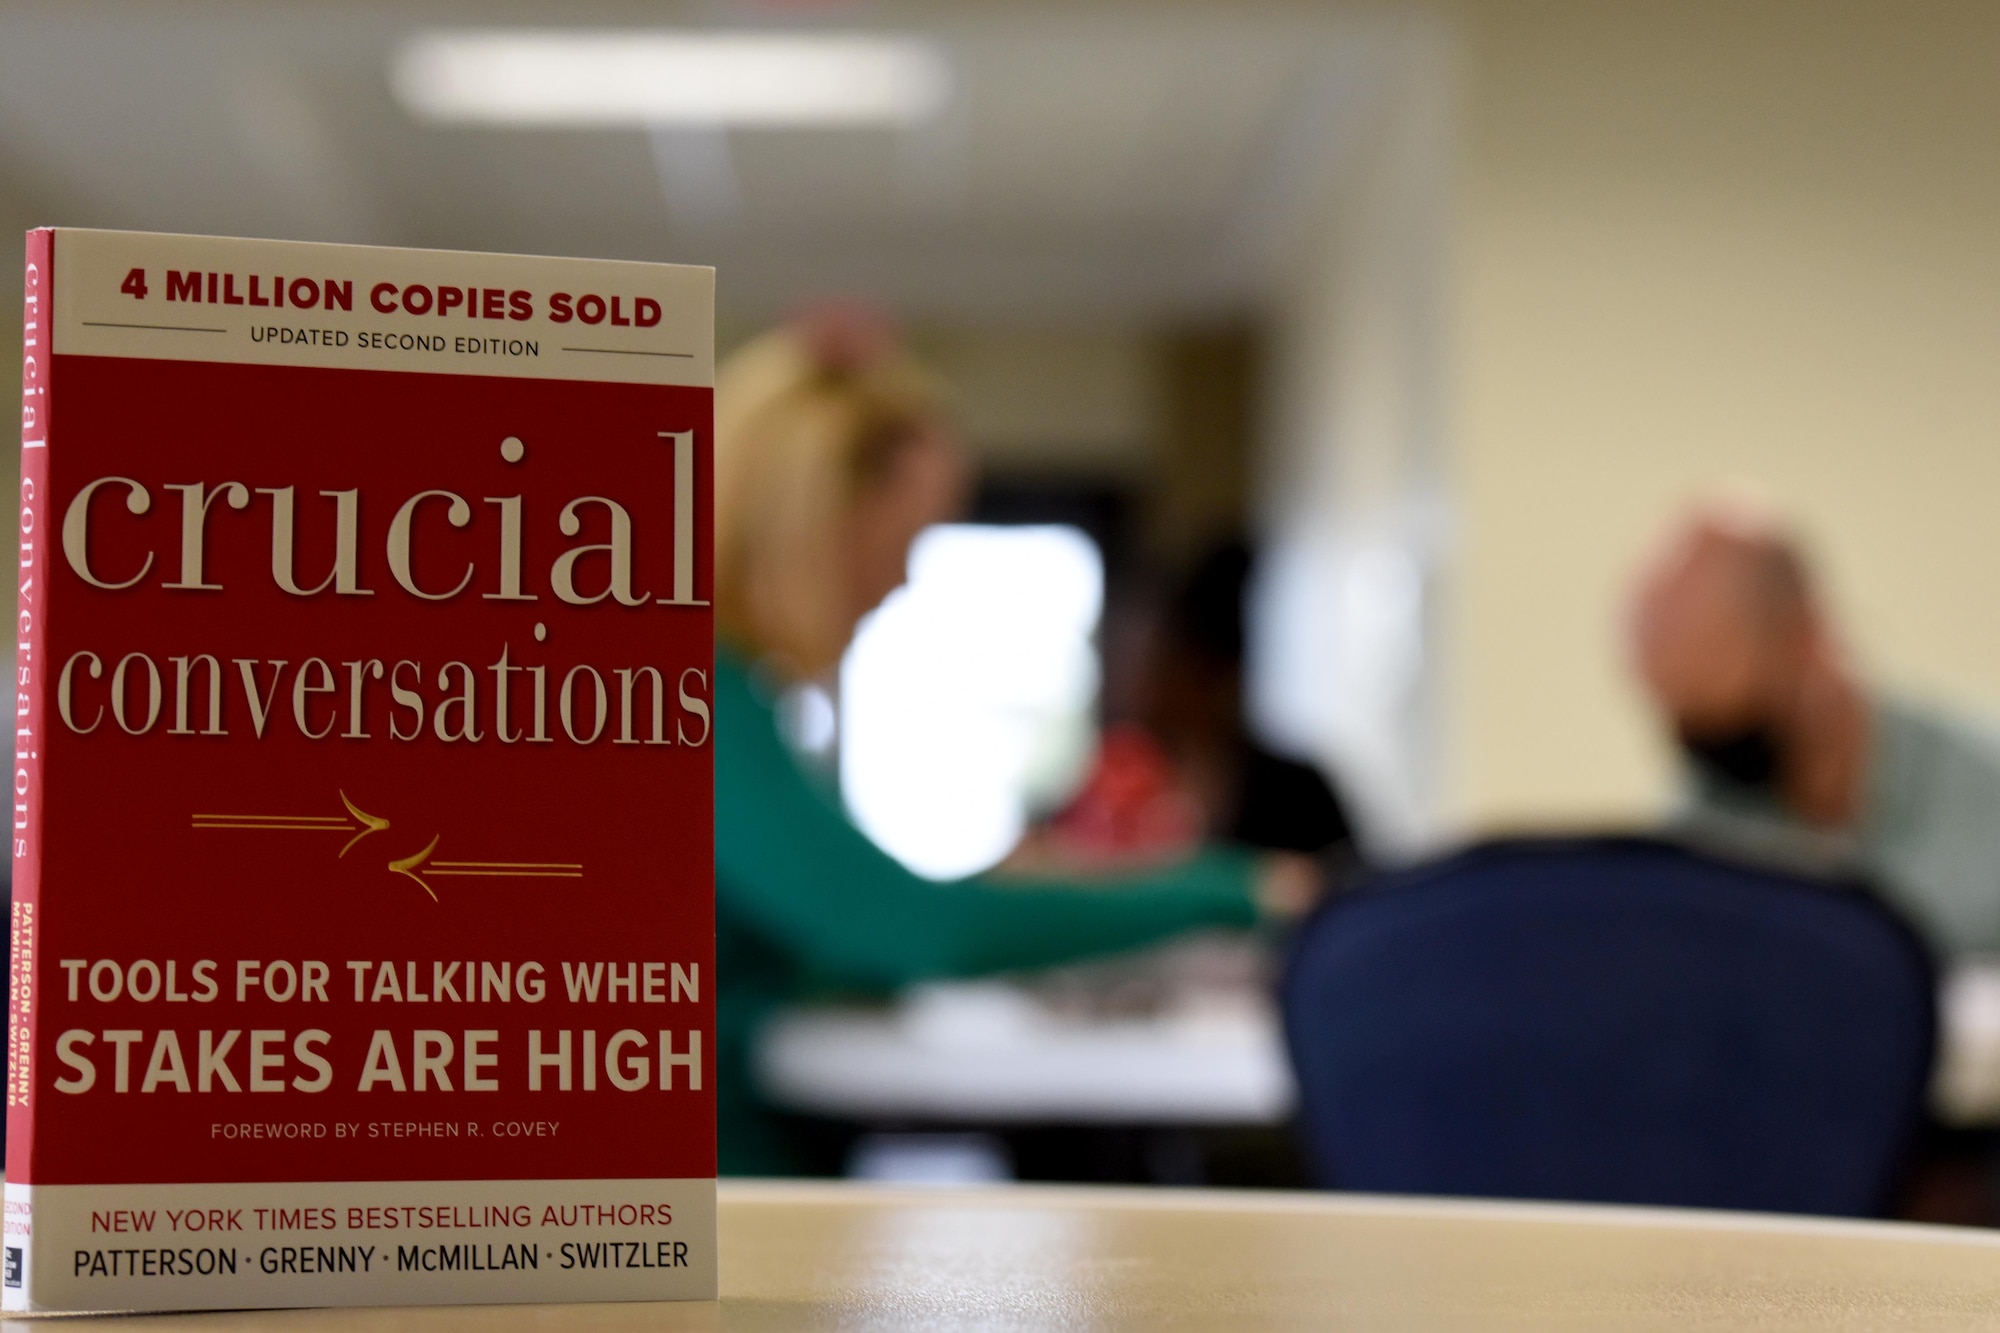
[388,834,441,903]
[338,790,390,858]
[195,792,582,902]
[191,813,351,832]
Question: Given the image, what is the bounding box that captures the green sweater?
[713,648,1260,1174]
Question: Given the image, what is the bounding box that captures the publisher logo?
[5,1245,21,1287]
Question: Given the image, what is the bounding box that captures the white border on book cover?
[3,1177,717,1311]
[50,229,714,388]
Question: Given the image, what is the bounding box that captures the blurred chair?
[1281,837,1935,1216]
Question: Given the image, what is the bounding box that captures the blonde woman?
[712,314,1304,1173]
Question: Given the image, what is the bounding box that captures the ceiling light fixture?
[391,30,953,128]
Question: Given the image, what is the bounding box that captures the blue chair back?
[1281,837,1935,1215]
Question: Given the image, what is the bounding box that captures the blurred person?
[711,311,1316,1174]
[1147,542,1360,864]
[1629,500,2000,955]
[1043,543,1361,875]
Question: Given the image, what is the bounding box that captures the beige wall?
[1449,0,2000,828]
[918,327,1161,476]
[2,190,35,495]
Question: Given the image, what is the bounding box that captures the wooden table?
[44,1180,2000,1330]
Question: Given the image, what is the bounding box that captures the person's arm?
[716,670,1258,992]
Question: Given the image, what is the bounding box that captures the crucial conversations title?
[26,433,710,756]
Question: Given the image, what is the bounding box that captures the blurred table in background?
[755,935,1291,1133]
[1934,964,2000,1125]
[759,950,2000,1134]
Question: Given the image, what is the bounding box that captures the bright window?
[840,524,1103,880]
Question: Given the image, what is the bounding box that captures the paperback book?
[6,228,716,1311]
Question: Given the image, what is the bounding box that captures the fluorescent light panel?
[393,30,952,127]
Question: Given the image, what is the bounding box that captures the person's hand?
[1254,853,1325,921]
[1781,632,1869,827]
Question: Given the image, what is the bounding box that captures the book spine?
[6,229,53,1304]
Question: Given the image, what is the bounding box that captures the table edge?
[717,1178,2000,1249]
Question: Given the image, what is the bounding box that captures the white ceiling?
[0,2,1399,323]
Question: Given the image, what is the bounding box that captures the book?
[6,229,716,1311]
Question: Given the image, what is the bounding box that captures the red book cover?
[5,229,715,1311]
